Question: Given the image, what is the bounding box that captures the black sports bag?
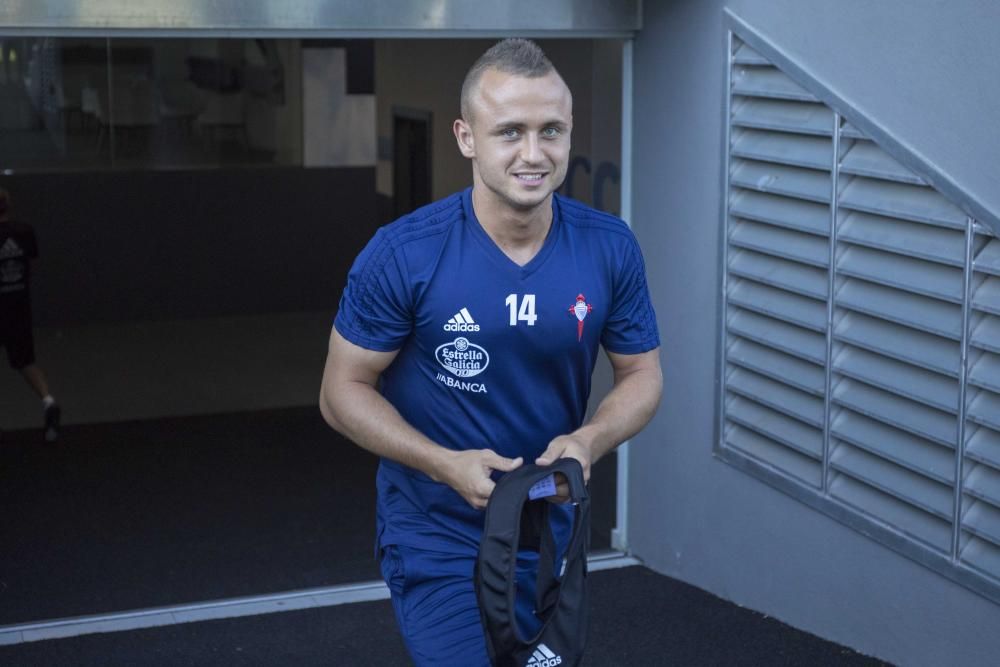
[475,458,591,667]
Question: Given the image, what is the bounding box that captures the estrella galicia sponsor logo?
[435,337,489,378]
[443,307,480,332]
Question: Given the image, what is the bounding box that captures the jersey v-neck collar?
[462,187,562,280]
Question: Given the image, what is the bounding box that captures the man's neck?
[471,186,553,267]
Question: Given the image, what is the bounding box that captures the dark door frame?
[392,105,433,218]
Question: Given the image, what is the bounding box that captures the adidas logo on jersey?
[526,644,563,667]
[0,238,23,259]
[444,307,480,332]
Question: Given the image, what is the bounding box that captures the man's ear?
[453,118,476,158]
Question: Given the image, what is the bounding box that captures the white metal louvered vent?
[965,225,1000,579]
[721,34,1000,602]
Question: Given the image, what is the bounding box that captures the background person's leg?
[17,364,60,442]
[18,363,49,399]
[8,311,60,442]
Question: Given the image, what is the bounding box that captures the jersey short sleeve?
[334,227,413,352]
[600,232,660,354]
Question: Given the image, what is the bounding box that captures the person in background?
[0,187,60,443]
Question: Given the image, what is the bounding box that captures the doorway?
[0,34,628,631]
[392,107,432,218]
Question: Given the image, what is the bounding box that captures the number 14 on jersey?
[505,294,537,326]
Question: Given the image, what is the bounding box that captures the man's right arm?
[319,327,522,509]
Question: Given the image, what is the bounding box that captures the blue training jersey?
[335,187,659,554]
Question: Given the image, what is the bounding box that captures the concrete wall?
[628,1,1000,665]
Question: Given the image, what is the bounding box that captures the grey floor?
[0,566,888,666]
[1,310,333,431]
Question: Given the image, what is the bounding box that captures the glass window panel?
[0,37,308,172]
[0,37,113,170]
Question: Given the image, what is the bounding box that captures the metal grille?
[721,35,1000,602]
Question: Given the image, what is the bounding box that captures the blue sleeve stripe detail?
[628,237,660,345]
[556,195,633,235]
[342,194,465,349]
[381,194,464,247]
[351,230,398,347]
[341,232,402,349]
[335,317,401,353]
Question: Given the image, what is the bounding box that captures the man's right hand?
[434,449,523,510]
[320,331,524,510]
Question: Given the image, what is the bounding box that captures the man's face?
[455,68,573,213]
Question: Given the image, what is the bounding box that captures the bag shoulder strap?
[476,459,590,666]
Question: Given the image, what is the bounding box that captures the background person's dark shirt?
[0,219,38,309]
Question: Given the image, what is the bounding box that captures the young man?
[320,39,662,665]
[0,188,60,443]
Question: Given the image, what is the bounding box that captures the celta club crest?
[568,294,593,341]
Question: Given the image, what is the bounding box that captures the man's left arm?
[536,347,663,487]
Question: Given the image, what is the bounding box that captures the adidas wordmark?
[444,307,480,332]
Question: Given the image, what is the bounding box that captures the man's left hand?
[535,434,592,501]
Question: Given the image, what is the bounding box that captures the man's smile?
[514,172,547,184]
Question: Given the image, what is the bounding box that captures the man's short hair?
[460,39,555,121]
